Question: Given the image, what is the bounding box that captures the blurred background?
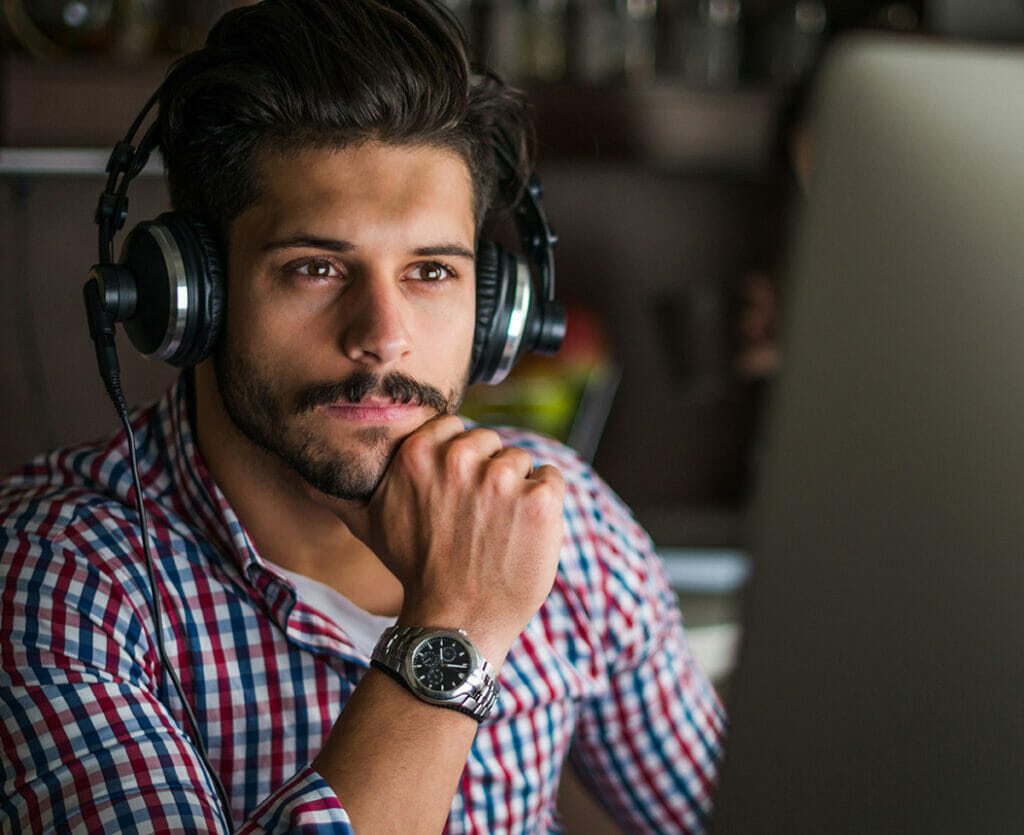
[2,0,1023,829]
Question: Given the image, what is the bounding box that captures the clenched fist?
[334,415,566,667]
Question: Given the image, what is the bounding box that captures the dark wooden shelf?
[529,80,780,174]
[2,55,780,175]
[1,55,168,146]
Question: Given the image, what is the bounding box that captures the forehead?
[236,141,476,244]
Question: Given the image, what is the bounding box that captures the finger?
[487,445,535,476]
[400,418,502,458]
[527,464,566,492]
[408,412,469,443]
[457,426,505,457]
[393,414,474,464]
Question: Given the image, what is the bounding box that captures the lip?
[322,400,423,423]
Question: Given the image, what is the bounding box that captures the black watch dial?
[412,634,472,693]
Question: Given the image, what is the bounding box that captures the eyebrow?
[262,236,475,260]
[262,236,353,253]
[413,243,475,260]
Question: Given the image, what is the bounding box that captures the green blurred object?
[461,305,619,460]
[462,372,579,439]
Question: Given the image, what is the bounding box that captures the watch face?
[411,634,472,693]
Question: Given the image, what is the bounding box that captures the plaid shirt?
[0,375,725,833]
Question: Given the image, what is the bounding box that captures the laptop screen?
[711,34,1024,834]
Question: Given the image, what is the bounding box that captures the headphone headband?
[87,90,564,382]
[95,90,162,265]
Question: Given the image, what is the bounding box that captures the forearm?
[311,667,479,834]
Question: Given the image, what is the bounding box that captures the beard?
[213,346,465,502]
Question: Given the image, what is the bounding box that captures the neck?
[191,361,403,616]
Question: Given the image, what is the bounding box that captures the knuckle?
[509,447,535,470]
[444,437,479,474]
[523,480,564,520]
[485,457,522,491]
[436,414,465,432]
[398,430,433,464]
[533,465,566,492]
[465,426,502,450]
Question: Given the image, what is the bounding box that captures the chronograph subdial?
[412,635,472,692]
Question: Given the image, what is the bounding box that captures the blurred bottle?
[114,0,166,56]
[684,0,742,89]
[24,0,116,51]
[523,0,568,80]
[760,0,827,86]
[464,0,525,79]
[162,0,251,53]
[660,0,743,88]
[620,0,657,84]
[565,0,623,83]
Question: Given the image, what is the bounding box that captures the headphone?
[84,89,565,388]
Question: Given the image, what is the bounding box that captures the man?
[0,0,725,831]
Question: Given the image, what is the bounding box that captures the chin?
[286,439,395,504]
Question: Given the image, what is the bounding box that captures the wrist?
[371,625,501,722]
[395,607,512,670]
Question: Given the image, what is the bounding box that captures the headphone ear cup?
[120,212,225,367]
[471,238,533,386]
[471,239,504,385]
[171,215,225,367]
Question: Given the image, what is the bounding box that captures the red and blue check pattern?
[0,376,725,832]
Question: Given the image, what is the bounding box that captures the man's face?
[214,141,478,502]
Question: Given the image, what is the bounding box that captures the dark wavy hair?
[157,0,533,241]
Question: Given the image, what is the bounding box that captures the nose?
[336,276,413,367]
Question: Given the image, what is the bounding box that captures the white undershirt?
[269,562,397,658]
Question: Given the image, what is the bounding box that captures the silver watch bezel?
[400,628,485,707]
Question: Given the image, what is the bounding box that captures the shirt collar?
[157,372,365,660]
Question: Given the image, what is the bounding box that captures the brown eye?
[421,263,444,281]
[414,262,452,282]
[291,259,340,281]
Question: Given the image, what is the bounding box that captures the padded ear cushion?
[167,214,225,367]
[471,238,507,385]
[119,212,225,367]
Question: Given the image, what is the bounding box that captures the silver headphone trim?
[145,224,190,361]
[487,259,531,385]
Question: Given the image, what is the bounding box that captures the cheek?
[219,293,300,389]
[224,273,321,357]
[425,297,476,375]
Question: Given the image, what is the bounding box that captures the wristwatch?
[370,625,500,722]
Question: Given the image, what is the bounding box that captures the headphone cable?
[118,405,234,824]
[84,281,234,825]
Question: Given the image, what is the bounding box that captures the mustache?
[294,370,454,415]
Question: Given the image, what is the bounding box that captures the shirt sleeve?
[568,603,726,832]
[0,531,353,834]
[560,476,728,833]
